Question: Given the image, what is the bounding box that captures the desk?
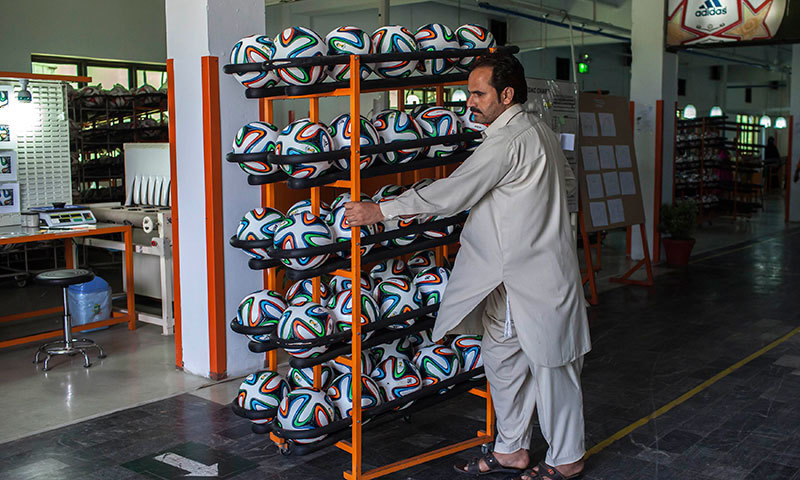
[0,223,136,349]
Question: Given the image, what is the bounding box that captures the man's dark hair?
[471,52,528,104]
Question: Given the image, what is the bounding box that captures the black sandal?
[453,452,526,476]
[514,461,583,480]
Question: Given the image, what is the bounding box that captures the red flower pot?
[662,238,696,267]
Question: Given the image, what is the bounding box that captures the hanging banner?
[666,0,800,48]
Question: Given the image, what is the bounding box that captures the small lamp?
[709,106,723,117]
[682,104,697,119]
[774,116,787,129]
[759,114,772,128]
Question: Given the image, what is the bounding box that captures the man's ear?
[502,86,514,105]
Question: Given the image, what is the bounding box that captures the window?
[32,60,80,88]
[137,70,166,88]
[87,66,130,89]
[30,54,166,90]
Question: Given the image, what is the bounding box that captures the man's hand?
[344,201,384,226]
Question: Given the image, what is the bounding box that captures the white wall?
[1,0,166,72]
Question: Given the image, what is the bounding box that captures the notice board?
[577,93,646,232]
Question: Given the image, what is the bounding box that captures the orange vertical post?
[259,97,279,371]
[308,96,323,387]
[167,58,183,368]
[201,56,227,380]
[653,100,664,264]
[124,226,137,330]
[64,238,74,268]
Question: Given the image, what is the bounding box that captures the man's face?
[466,66,513,125]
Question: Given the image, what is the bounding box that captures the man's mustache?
[470,108,482,115]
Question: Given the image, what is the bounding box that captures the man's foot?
[453,449,529,475]
[516,459,584,480]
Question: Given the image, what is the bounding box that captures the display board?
[577,93,646,232]
[525,78,579,212]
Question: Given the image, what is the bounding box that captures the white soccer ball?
[286,278,332,305]
[330,352,374,376]
[413,106,462,158]
[236,289,287,342]
[276,302,332,359]
[370,357,422,407]
[276,119,334,179]
[235,208,286,260]
[232,121,280,176]
[407,250,437,276]
[415,23,460,75]
[371,25,419,78]
[327,289,380,340]
[455,24,496,71]
[328,274,375,298]
[325,26,373,81]
[372,184,404,202]
[328,113,380,171]
[409,178,434,191]
[287,364,336,390]
[273,213,333,270]
[286,199,331,221]
[400,328,437,352]
[413,266,450,310]
[458,108,487,151]
[276,388,337,444]
[451,335,484,378]
[327,205,375,257]
[237,370,289,424]
[422,214,457,239]
[370,337,415,365]
[327,373,383,418]
[329,192,372,212]
[272,27,326,86]
[413,345,460,390]
[372,110,426,164]
[376,277,419,327]
[230,35,280,89]
[376,196,418,247]
[369,258,411,283]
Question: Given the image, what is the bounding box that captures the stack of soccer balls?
[230,24,496,89]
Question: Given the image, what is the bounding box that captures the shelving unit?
[223,46,518,479]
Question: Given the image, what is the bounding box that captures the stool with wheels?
[33,269,106,371]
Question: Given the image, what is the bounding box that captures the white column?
[629,0,678,259]
[166,0,264,377]
[789,46,800,222]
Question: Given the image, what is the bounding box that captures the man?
[345,52,590,480]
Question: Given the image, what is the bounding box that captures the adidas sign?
[695,0,727,16]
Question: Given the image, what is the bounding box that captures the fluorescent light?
[759,114,772,128]
[683,104,697,119]
[775,116,787,129]
[709,106,723,117]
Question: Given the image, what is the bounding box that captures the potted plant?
[659,200,699,267]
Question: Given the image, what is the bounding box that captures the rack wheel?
[481,442,494,455]
[14,275,27,288]
[278,442,292,456]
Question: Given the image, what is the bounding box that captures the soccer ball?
[272,213,333,270]
[286,279,332,306]
[375,277,419,327]
[327,289,380,340]
[230,35,279,89]
[413,345,460,390]
[413,107,462,158]
[376,197,418,247]
[369,258,411,283]
[422,214,456,239]
[237,370,289,423]
[276,119,334,179]
[236,289,287,342]
[235,208,285,260]
[455,24,496,71]
[409,178,434,191]
[276,302,332,359]
[328,274,375,298]
[371,25,419,78]
[276,388,337,444]
[372,110,425,164]
[415,24,460,75]
[232,121,280,176]
[80,86,105,108]
[325,26,373,81]
[401,328,437,351]
[413,266,450,308]
[328,113,380,170]
[330,352,374,376]
[407,250,437,276]
[329,192,372,211]
[667,0,787,47]
[326,373,383,418]
[287,199,332,221]
[371,337,415,365]
[327,205,375,257]
[451,335,483,377]
[287,364,336,390]
[272,27,326,86]
[372,184,404,202]
[370,357,422,407]
[458,108,487,151]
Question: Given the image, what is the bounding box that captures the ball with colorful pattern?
[422,214,456,240]
[400,328,437,353]
[235,289,287,342]
[272,27,326,86]
[455,24,496,71]
[235,207,285,260]
[371,183,404,202]
[328,113,380,171]
[230,35,280,89]
[232,121,280,175]
[326,373,383,419]
[369,258,411,283]
[376,196,418,247]
[276,388,337,444]
[236,370,289,424]
[409,177,434,191]
[450,335,484,378]
[272,213,333,271]
[276,302,332,359]
[370,356,422,407]
[327,205,375,257]
[458,108,487,151]
[413,106,462,158]
[370,337,415,366]
[276,119,334,179]
[407,250,437,277]
[414,23,460,75]
[328,273,375,298]
[413,344,460,391]
[325,26,373,81]
[413,266,450,309]
[327,288,380,340]
[376,277,419,328]
[287,364,336,390]
[330,352,374,376]
[286,279,332,306]
[329,192,372,212]
[286,199,331,222]
[371,25,419,78]
[372,110,426,164]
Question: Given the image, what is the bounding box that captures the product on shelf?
[372,110,426,164]
[276,302,333,359]
[413,345,460,391]
[328,273,375,298]
[328,113,380,170]
[371,25,419,78]
[105,84,130,108]
[236,370,290,424]
[451,335,484,378]
[370,356,422,407]
[407,249,437,276]
[276,119,334,179]
[328,205,376,257]
[409,177,435,191]
[413,266,450,310]
[133,84,162,106]
[273,213,334,270]
[414,23,460,75]
[232,121,280,175]
[456,108,487,150]
[276,388,338,444]
[455,24,496,71]
[235,207,286,259]
[327,373,383,418]
[80,85,105,108]
[372,183,405,202]
[369,258,411,283]
[376,196,419,247]
[328,289,380,340]
[273,27,327,86]
[413,106,463,158]
[421,214,457,239]
[376,277,419,327]
[288,364,336,390]
[370,337,415,365]
[400,328,437,351]
[329,192,372,211]
[325,26,373,81]
[330,352,374,375]
[230,35,280,89]
[286,278,332,305]
[287,198,332,220]
[235,289,287,342]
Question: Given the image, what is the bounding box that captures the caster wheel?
[15,277,27,288]
[481,442,494,455]
[279,444,292,456]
